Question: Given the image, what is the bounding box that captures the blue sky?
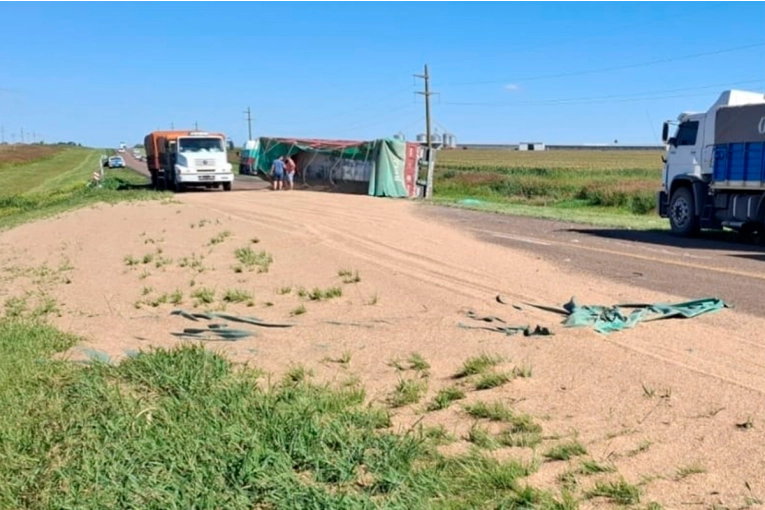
[1,1,764,147]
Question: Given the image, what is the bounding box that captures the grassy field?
[0,147,168,231]
[0,322,582,509]
[433,149,665,228]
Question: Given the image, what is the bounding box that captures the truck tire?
[669,187,700,237]
[150,170,158,190]
[223,182,232,191]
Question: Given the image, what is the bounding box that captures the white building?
[517,142,545,151]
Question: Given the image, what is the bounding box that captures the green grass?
[464,400,515,422]
[191,287,215,305]
[222,288,253,303]
[0,318,582,508]
[307,286,343,301]
[388,378,428,407]
[234,247,273,273]
[586,478,641,505]
[0,148,166,231]
[427,386,466,411]
[475,371,513,390]
[433,149,664,227]
[455,353,504,378]
[544,441,588,461]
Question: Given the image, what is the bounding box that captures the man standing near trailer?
[284,155,296,190]
[271,155,285,191]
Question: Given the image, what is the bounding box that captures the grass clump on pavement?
[0,319,577,508]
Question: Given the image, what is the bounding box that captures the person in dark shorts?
[271,156,285,191]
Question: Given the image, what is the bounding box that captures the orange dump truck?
[144,130,234,191]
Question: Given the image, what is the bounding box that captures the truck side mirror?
[661,122,669,143]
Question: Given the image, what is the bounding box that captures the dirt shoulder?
[1,190,763,508]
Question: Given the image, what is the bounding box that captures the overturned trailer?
[243,137,421,198]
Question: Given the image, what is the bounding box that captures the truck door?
[667,120,701,179]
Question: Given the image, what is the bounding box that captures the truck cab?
[144,130,234,192]
[658,90,765,236]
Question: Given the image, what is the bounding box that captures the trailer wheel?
[669,186,700,237]
[223,182,232,191]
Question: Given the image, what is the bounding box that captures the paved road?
[419,205,765,318]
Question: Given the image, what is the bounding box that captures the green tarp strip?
[460,311,553,337]
[169,309,294,342]
[170,309,294,328]
[526,296,728,334]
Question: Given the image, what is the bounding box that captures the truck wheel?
[669,187,700,237]
[223,182,232,191]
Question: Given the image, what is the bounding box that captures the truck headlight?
[175,164,188,174]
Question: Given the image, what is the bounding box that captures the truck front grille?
[194,159,216,167]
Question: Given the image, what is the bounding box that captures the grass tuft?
[455,353,504,378]
[464,400,514,422]
[388,378,427,408]
[338,269,361,284]
[475,371,512,390]
[234,247,273,273]
[586,478,641,505]
[427,386,466,411]
[222,288,253,303]
[544,441,588,461]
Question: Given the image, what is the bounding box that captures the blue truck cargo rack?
[712,142,765,188]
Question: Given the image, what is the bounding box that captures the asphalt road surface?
[419,205,765,318]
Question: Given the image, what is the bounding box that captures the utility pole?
[20,127,24,144]
[415,64,435,199]
[171,122,175,130]
[194,121,199,131]
[244,106,253,140]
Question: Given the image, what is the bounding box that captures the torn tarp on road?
[169,309,294,342]
[459,310,553,337]
[532,297,729,335]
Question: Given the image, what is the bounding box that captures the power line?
[441,42,765,88]
[441,78,765,107]
[430,3,725,67]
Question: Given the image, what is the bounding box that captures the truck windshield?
[178,137,224,153]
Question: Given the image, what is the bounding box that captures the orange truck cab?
[144,130,234,191]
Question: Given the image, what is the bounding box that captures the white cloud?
[503,83,521,92]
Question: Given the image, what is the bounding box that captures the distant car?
[108,156,126,168]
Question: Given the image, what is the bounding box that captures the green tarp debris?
[169,309,294,342]
[458,310,553,337]
[528,297,729,335]
[170,309,293,328]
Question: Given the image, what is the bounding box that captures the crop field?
[0,144,63,167]
[434,149,664,217]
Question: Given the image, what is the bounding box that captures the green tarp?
[243,137,411,198]
[555,297,728,334]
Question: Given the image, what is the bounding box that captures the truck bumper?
[657,190,668,218]
[178,173,234,184]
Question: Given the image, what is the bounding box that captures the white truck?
[144,130,235,192]
[658,89,765,237]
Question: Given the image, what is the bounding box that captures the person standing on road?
[271,156,285,191]
[284,155,296,191]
